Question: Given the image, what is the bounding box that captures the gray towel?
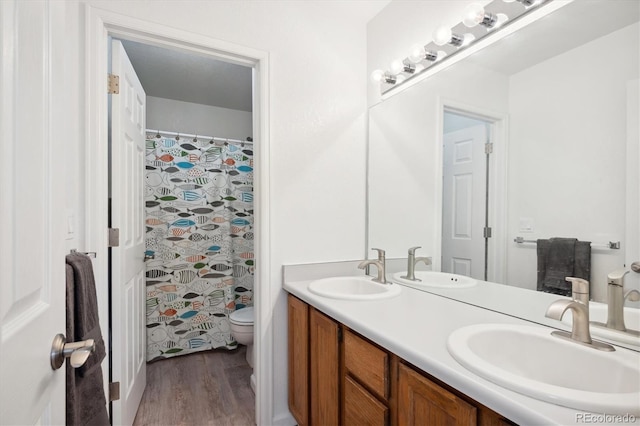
[537,238,591,296]
[66,254,110,426]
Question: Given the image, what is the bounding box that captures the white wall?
[146,96,253,140]
[62,1,385,423]
[506,23,639,301]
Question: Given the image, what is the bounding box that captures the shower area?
[144,130,254,361]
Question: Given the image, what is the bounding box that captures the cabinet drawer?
[344,375,388,426]
[344,329,389,400]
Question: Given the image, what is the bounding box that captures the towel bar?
[513,237,620,250]
[70,249,97,258]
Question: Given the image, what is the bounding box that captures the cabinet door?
[398,363,477,426]
[288,295,309,426]
[344,375,388,426]
[310,307,340,426]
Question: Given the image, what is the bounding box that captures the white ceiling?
[121,39,254,112]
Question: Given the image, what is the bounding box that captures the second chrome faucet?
[401,246,431,281]
[600,262,640,335]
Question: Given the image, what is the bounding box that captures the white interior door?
[110,39,147,426]
[0,0,67,423]
[442,124,487,279]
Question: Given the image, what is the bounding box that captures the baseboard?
[271,411,297,426]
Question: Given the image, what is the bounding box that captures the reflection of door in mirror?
[442,112,490,280]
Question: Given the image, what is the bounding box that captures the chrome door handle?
[50,333,96,370]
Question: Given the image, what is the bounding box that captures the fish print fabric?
[145,134,254,361]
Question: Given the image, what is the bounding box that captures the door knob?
[50,333,96,370]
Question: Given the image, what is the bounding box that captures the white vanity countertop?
[283,276,640,426]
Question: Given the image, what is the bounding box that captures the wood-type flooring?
[133,346,255,426]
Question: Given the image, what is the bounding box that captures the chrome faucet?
[401,246,431,281]
[545,277,614,351]
[602,262,640,333]
[358,248,387,284]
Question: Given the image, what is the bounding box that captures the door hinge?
[109,382,120,401]
[108,228,120,247]
[485,142,493,154]
[108,74,120,94]
[483,226,492,238]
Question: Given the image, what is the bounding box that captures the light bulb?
[371,69,385,83]
[390,60,404,75]
[433,25,453,46]
[408,44,426,63]
[462,3,485,27]
[395,74,407,84]
[464,3,499,28]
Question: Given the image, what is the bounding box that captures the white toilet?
[229,306,254,368]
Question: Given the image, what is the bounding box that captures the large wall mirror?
[368,0,639,341]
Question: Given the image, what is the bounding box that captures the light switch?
[519,217,534,233]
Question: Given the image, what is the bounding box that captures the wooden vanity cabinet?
[288,295,340,426]
[288,294,513,426]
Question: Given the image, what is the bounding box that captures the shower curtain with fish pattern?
[144,132,254,361]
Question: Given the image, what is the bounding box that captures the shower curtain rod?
[146,129,253,145]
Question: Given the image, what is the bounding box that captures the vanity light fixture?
[433,26,465,47]
[390,59,417,75]
[462,3,499,28]
[408,44,439,64]
[373,0,550,94]
[371,69,397,84]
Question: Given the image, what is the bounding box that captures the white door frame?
[435,97,508,284]
[85,7,272,424]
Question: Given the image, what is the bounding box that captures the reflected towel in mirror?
[536,238,591,297]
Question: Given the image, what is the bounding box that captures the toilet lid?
[229,306,254,324]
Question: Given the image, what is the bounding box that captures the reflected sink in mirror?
[307,276,401,301]
[560,303,640,348]
[447,324,640,415]
[393,271,477,289]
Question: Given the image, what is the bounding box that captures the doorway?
[86,8,271,426]
[110,37,255,423]
[440,106,507,283]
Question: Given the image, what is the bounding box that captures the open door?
[110,39,147,425]
[0,1,66,423]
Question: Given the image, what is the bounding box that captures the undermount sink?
[392,271,477,288]
[561,303,640,348]
[447,323,640,415]
[308,276,401,301]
